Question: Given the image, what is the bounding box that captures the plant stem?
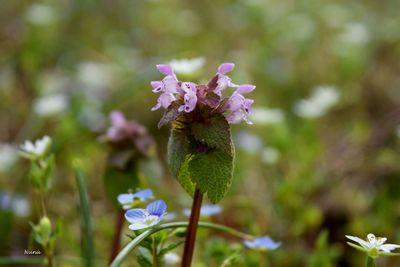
[108,210,125,264]
[46,252,53,267]
[365,256,375,267]
[110,221,254,267]
[181,188,203,267]
[152,235,160,267]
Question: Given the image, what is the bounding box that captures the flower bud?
[38,216,52,241]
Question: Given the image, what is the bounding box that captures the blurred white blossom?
[0,144,18,172]
[249,107,284,125]
[34,94,68,116]
[293,85,340,119]
[11,196,30,217]
[261,147,280,164]
[235,131,263,155]
[340,22,370,45]
[77,62,112,89]
[168,57,205,75]
[164,252,181,266]
[25,4,56,26]
[20,136,51,159]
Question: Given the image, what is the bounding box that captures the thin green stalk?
[110,221,254,267]
[74,166,95,267]
[152,235,160,267]
[365,256,375,267]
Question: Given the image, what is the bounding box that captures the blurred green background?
[1,0,400,266]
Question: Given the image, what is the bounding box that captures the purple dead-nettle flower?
[150,62,255,125]
[226,84,256,124]
[125,200,167,230]
[117,189,154,209]
[151,65,180,111]
[244,236,281,251]
[214,63,237,96]
[178,82,198,113]
[107,111,127,141]
[105,110,154,157]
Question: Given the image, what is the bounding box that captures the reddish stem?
[181,188,203,267]
[109,210,125,264]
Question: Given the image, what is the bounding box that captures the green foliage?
[309,230,340,267]
[136,253,153,267]
[168,114,234,203]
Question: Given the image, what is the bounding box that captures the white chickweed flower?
[346,233,400,258]
[19,136,51,160]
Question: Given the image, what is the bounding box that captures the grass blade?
[74,164,95,267]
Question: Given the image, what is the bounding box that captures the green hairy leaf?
[189,151,233,203]
[167,114,234,203]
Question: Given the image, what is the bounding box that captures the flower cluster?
[151,63,256,124]
[105,110,154,158]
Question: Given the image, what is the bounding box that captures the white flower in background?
[395,125,400,138]
[11,196,31,217]
[249,107,284,125]
[340,22,370,45]
[77,62,112,89]
[293,85,340,119]
[25,4,56,26]
[164,252,181,266]
[20,136,51,159]
[261,147,280,164]
[346,233,400,258]
[0,144,18,172]
[168,58,205,75]
[235,131,263,155]
[33,94,68,116]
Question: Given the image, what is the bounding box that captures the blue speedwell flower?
[118,189,153,209]
[244,236,281,251]
[183,204,223,217]
[125,200,167,230]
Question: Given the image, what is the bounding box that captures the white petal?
[128,222,151,230]
[380,244,400,253]
[346,235,371,249]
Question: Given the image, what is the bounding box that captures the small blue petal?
[183,204,223,217]
[146,200,167,217]
[244,236,281,250]
[132,189,153,201]
[117,193,134,205]
[201,204,223,216]
[125,209,147,223]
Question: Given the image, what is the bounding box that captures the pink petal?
[237,84,256,94]
[156,64,174,76]
[109,111,126,127]
[218,63,235,74]
[151,81,163,92]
